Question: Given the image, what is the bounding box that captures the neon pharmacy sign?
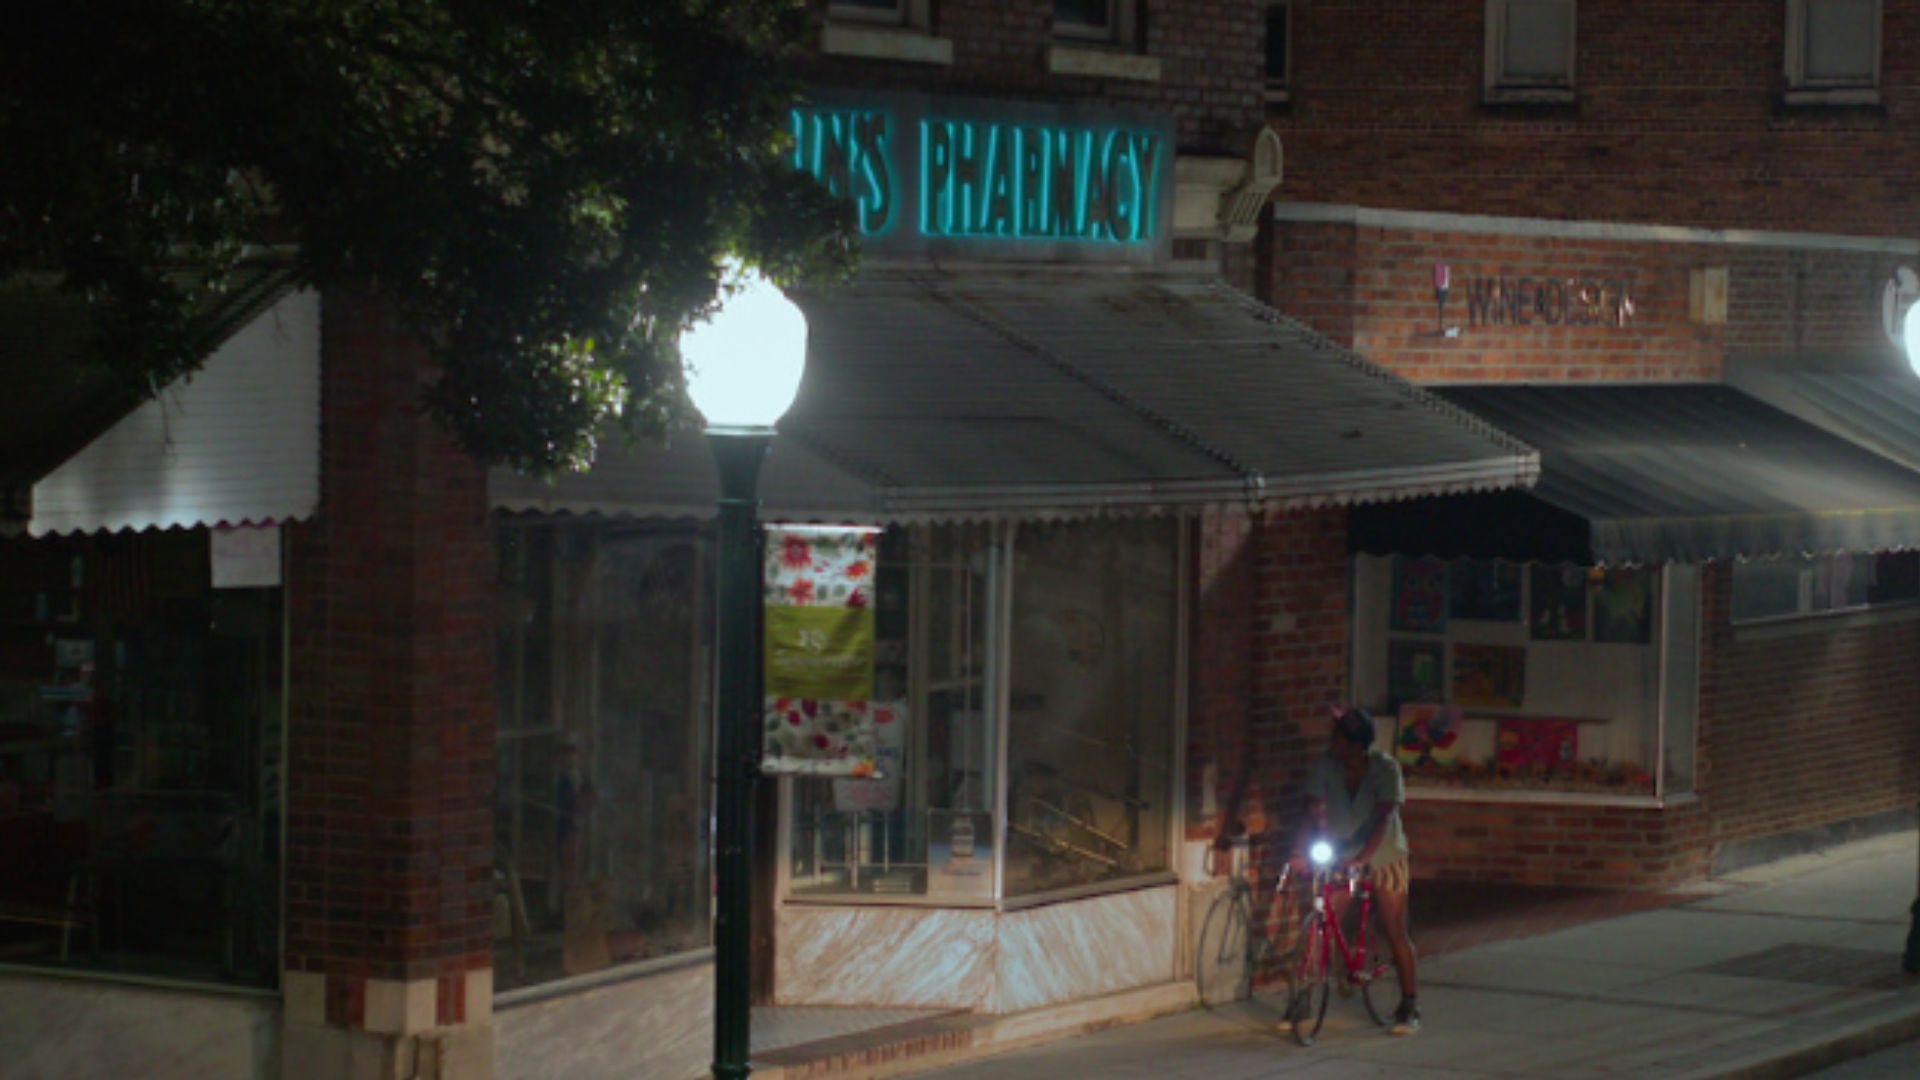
[791,103,1166,247]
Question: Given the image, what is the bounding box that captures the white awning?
[30,290,320,536]
[492,268,1537,523]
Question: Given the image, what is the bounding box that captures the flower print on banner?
[761,525,884,777]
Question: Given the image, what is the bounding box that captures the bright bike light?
[1309,841,1334,866]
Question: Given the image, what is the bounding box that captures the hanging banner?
[762,525,882,777]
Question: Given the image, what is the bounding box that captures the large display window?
[494,518,712,990]
[1351,555,1698,801]
[788,525,1000,901]
[787,518,1181,905]
[0,530,282,987]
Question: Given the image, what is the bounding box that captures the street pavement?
[1805,1036,1920,1078]
[914,830,1920,1078]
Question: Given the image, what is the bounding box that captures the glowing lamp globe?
[1906,299,1920,378]
[680,266,809,432]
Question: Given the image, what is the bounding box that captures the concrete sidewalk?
[913,831,1920,1079]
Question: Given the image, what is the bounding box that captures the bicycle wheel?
[1358,936,1392,1028]
[1287,912,1331,1047]
[1194,884,1252,1007]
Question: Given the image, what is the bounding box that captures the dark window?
[1056,0,1116,41]
[1731,551,1919,624]
[0,530,282,987]
[1265,3,1290,90]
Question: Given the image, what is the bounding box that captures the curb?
[1677,993,1920,1080]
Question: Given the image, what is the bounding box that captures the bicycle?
[1194,840,1300,1008]
[1283,842,1394,1046]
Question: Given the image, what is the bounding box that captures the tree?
[0,0,856,474]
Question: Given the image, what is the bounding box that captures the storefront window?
[495,519,711,990]
[0,530,281,986]
[1659,565,1700,796]
[1352,555,1692,799]
[1730,552,1920,623]
[1005,519,1177,897]
[790,525,1000,901]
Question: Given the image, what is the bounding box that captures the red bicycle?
[1284,841,1393,1046]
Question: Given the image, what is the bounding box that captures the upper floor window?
[821,0,952,66]
[1731,551,1920,624]
[1484,0,1576,103]
[1266,3,1291,102]
[1786,0,1882,105]
[1056,0,1131,46]
[830,0,908,25]
[1048,0,1158,80]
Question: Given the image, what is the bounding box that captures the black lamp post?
[680,266,810,1079]
[1906,302,1920,975]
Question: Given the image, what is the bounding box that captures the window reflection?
[494,519,711,989]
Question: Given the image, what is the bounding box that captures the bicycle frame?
[1299,867,1391,989]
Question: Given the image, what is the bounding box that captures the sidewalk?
[907,830,1920,1079]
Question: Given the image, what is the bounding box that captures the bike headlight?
[1309,841,1334,866]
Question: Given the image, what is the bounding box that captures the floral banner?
[762,525,882,777]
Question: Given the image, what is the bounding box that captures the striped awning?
[27,289,319,536]
[1351,383,1920,565]
[492,267,1538,523]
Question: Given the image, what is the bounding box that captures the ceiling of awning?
[1727,359,1920,474]
[1352,384,1920,565]
[28,289,320,536]
[0,263,298,510]
[492,267,1538,523]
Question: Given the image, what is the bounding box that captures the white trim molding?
[1269,202,1920,256]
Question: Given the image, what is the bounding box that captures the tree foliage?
[0,0,856,474]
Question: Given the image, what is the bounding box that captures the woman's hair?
[1335,706,1375,746]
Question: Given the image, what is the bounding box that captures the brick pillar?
[282,293,496,1078]
[1248,506,1351,850]
[1187,506,1257,848]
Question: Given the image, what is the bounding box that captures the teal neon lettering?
[951,123,982,234]
[1078,131,1105,240]
[855,113,892,234]
[922,120,952,235]
[1049,129,1077,237]
[1101,131,1131,240]
[1017,127,1049,236]
[983,126,1014,235]
[1128,132,1159,241]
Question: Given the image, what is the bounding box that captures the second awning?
[1351,384,1920,565]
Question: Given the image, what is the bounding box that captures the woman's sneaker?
[1390,999,1421,1036]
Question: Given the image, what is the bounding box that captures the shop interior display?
[1372,557,1660,797]
[493,521,711,989]
[0,532,279,986]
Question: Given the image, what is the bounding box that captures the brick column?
[1187,506,1256,848]
[282,293,496,1078]
[1247,506,1351,828]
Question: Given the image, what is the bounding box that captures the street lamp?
[681,264,809,1079]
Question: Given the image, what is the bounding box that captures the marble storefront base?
[775,885,1178,1014]
[493,954,713,1080]
[0,971,279,1079]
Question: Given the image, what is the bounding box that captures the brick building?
[4,3,1920,1079]
[1241,0,1920,896]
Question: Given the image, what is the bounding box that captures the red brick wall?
[1403,798,1711,889]
[1187,507,1255,839]
[1697,563,1920,850]
[800,0,1266,154]
[285,293,496,987]
[1263,218,1909,382]
[1270,1,1920,235]
[1187,505,1349,851]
